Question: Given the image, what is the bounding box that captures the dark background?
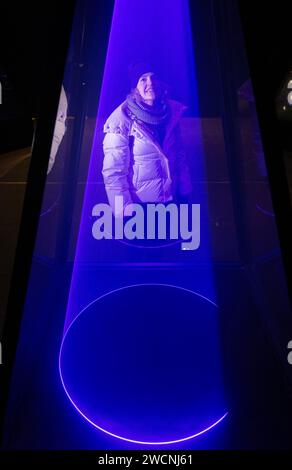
[0,2,55,153]
[238,0,292,301]
[0,0,292,463]
[0,2,291,149]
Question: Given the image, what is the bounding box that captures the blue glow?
[60,284,227,444]
[60,0,227,445]
[4,0,292,451]
[64,0,216,329]
[61,356,228,446]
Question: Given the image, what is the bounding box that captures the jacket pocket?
[135,160,162,187]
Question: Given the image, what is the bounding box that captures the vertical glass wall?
[2,0,292,450]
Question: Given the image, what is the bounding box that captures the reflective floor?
[1,121,292,449]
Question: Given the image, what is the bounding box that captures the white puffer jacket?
[102,99,192,213]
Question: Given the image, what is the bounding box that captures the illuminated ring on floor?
[100,223,182,250]
[59,283,228,445]
[116,237,181,249]
[40,196,60,217]
[255,203,275,217]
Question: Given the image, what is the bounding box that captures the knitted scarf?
[126,93,170,125]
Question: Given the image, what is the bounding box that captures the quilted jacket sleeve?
[102,120,133,216]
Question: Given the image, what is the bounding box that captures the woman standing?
[102,61,192,216]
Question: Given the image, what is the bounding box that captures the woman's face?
[136,72,160,104]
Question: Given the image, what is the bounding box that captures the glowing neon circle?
[59,284,228,445]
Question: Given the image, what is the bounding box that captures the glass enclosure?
[2,0,292,450]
